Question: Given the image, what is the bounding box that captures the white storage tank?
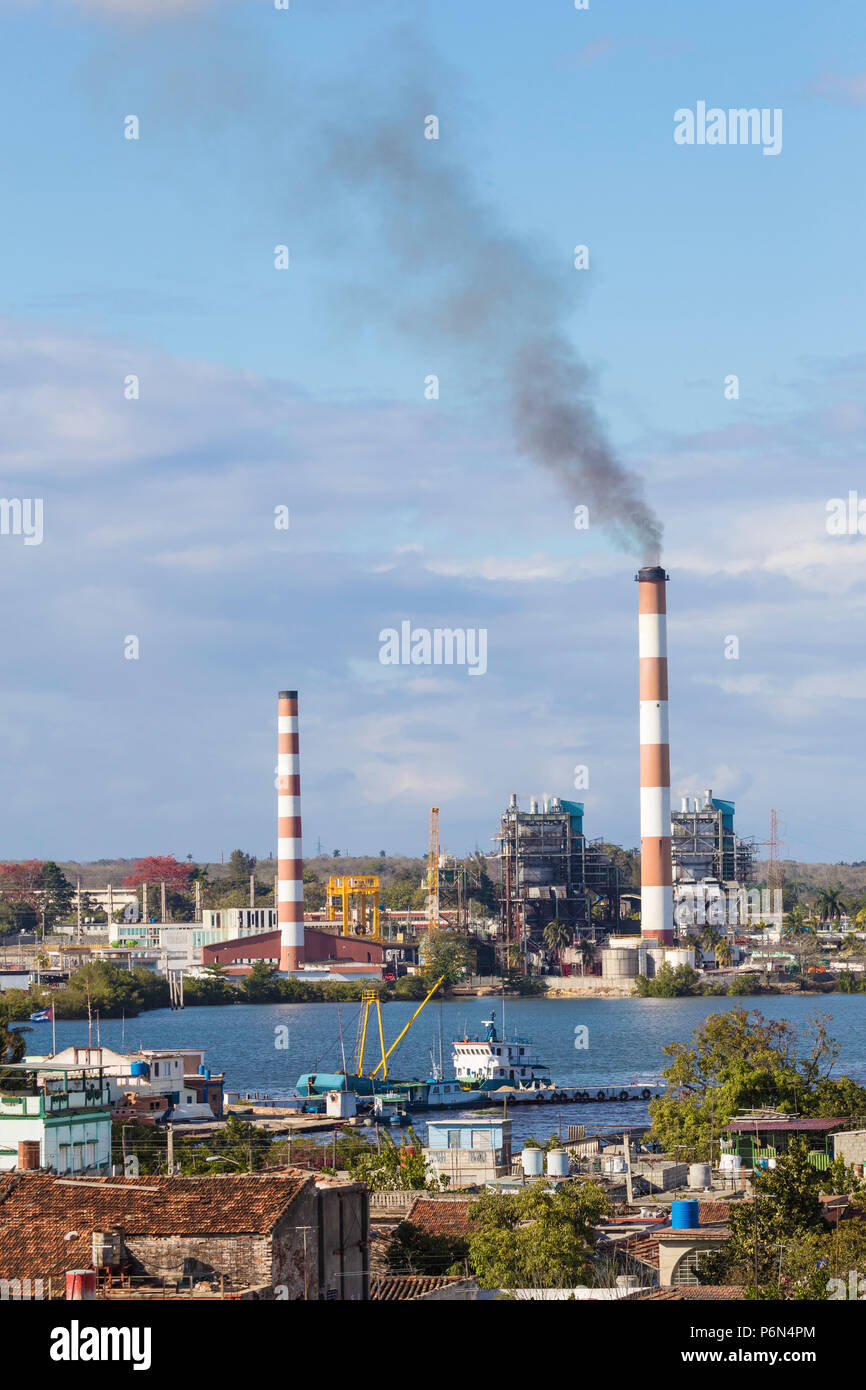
[601,948,640,980]
[602,1155,627,1174]
[688,1162,712,1190]
[522,1146,544,1177]
[546,1149,569,1178]
[719,1152,741,1175]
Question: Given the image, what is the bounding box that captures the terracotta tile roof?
[369,1225,392,1274]
[370,1274,474,1301]
[0,1171,313,1278]
[698,1202,733,1223]
[403,1196,474,1238]
[618,1233,660,1268]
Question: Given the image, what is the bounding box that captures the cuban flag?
[29,1006,53,1022]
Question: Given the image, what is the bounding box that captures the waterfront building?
[0,1063,112,1174]
[423,1117,512,1187]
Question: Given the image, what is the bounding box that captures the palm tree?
[699,926,721,967]
[714,936,733,968]
[579,939,596,976]
[543,918,572,972]
[815,887,845,924]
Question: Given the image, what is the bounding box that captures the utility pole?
[250,872,255,908]
[160,881,167,923]
[166,1123,175,1175]
[625,1135,634,1207]
[76,879,82,944]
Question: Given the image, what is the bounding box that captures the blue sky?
[1,0,865,863]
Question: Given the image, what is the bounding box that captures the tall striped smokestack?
[637,567,673,946]
[277,690,305,971]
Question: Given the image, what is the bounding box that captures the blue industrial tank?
[129,1060,148,1077]
[671,1199,700,1229]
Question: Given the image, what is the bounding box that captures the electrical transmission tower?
[765,809,786,908]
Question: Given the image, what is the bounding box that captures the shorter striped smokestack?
[637,566,673,945]
[277,690,304,971]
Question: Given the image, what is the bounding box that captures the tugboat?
[452,1012,552,1092]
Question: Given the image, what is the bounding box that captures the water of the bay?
[29,994,866,1147]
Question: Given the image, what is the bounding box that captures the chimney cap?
[635,566,669,582]
[278,690,298,699]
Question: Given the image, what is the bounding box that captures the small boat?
[373,1093,409,1125]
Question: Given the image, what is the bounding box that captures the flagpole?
[51,1005,56,1058]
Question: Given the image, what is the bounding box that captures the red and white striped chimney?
[637,567,673,945]
[277,690,305,971]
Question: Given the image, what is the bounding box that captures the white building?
[30,1045,223,1119]
[0,1063,112,1174]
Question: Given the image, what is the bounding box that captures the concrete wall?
[126,1232,274,1287]
[315,1184,368,1301]
[834,1130,866,1165]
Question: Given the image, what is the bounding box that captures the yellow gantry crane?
[327,874,381,942]
[353,975,445,1081]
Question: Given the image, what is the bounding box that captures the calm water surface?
[32,995,866,1146]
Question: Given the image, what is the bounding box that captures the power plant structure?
[671,791,755,886]
[671,790,758,933]
[277,689,305,971]
[636,565,673,946]
[495,795,622,953]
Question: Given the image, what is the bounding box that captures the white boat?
[451,1013,665,1105]
[452,1012,552,1092]
[426,1077,484,1108]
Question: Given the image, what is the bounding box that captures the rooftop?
[370,1274,475,1301]
[0,1171,314,1278]
[404,1196,474,1238]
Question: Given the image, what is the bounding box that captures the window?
[672,1250,709,1286]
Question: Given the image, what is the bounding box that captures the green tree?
[634,963,699,998]
[240,960,283,1003]
[386,1221,469,1275]
[227,849,257,889]
[648,1007,866,1162]
[578,939,596,975]
[698,1140,848,1292]
[420,931,473,988]
[349,1128,444,1192]
[543,918,572,971]
[467,1181,608,1291]
[41,861,74,929]
[0,1006,26,1073]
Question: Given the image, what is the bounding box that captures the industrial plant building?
[671,790,758,933]
[495,795,622,947]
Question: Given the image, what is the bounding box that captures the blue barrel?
[129,1061,148,1077]
[671,1199,700,1229]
